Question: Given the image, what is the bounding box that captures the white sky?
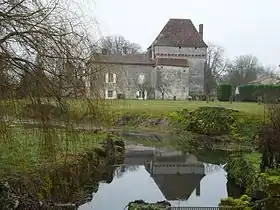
[79,0,280,68]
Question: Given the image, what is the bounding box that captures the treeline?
[205,43,277,96]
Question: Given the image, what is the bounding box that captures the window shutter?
[105,89,108,98]
[113,73,117,83]
[105,73,109,83]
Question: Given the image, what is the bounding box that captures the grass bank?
[1,99,265,154]
[0,125,125,208]
[0,126,107,173]
[0,99,265,159]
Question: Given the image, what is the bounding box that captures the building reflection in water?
[144,155,205,201]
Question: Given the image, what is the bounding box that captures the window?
[179,46,181,49]
[107,90,113,98]
[108,72,114,83]
[138,74,145,84]
[105,72,116,83]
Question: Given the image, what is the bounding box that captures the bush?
[219,195,252,209]
[231,113,262,144]
[238,84,280,102]
[188,107,235,136]
[167,109,190,134]
[226,155,256,188]
[217,84,232,101]
[127,200,171,210]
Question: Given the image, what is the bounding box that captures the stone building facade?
[144,155,205,199]
[87,18,208,100]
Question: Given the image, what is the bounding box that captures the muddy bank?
[0,135,125,209]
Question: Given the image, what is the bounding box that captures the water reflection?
[79,154,229,210]
[79,166,165,210]
[114,165,140,178]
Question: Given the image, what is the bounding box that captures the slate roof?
[149,174,204,200]
[144,159,205,200]
[89,54,154,66]
[89,54,189,67]
[156,58,189,67]
[149,19,207,48]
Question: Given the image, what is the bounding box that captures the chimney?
[196,182,201,196]
[199,24,204,39]
[101,48,108,55]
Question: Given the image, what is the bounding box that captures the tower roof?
[150,174,205,200]
[149,18,207,48]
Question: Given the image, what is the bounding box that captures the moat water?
[79,153,233,210]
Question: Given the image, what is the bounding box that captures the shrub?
[219,195,252,209]
[258,104,280,171]
[188,107,235,136]
[167,109,190,134]
[231,113,262,144]
[217,84,232,101]
[226,155,256,188]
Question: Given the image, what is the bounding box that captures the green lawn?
[71,100,265,116]
[1,99,265,117]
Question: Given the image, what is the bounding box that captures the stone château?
[86,18,207,100]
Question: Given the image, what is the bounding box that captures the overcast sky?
[82,0,280,68]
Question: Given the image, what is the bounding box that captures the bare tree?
[0,0,95,102]
[133,74,154,99]
[156,70,170,100]
[257,66,278,79]
[97,35,142,54]
[225,55,261,86]
[205,43,228,96]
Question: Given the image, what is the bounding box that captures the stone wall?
[155,46,207,94]
[88,63,154,99]
[155,65,189,100]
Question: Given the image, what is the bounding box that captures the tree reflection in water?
[114,165,140,178]
[204,163,226,175]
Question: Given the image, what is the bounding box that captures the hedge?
[217,84,232,101]
[237,84,280,102]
